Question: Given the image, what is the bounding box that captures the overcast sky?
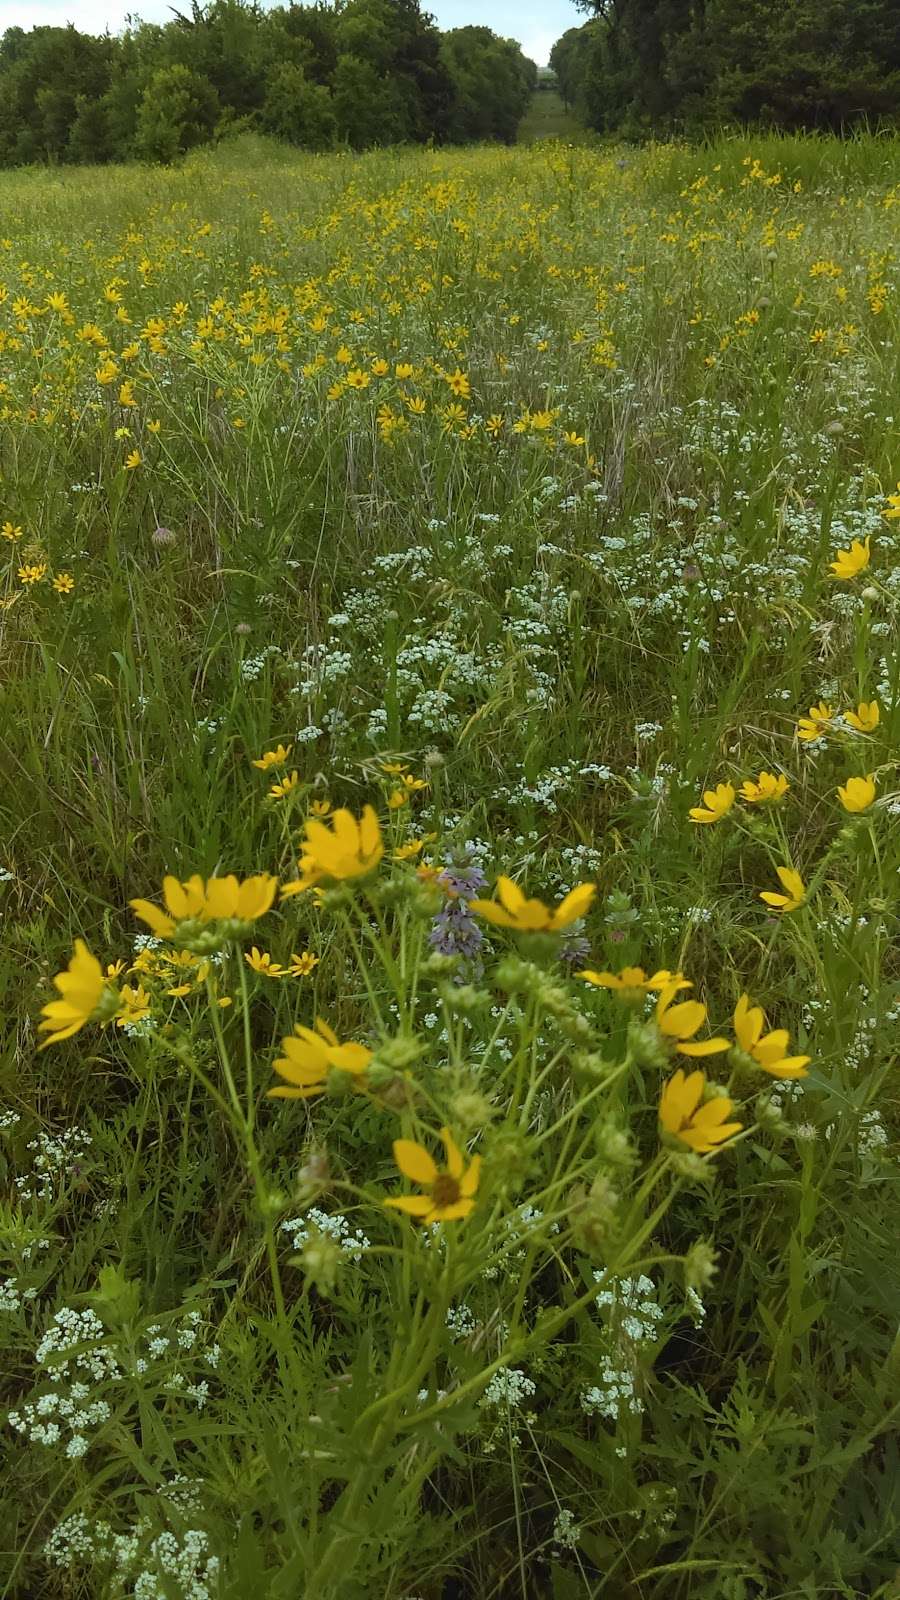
[0,0,582,65]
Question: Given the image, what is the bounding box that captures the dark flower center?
[431,1174,461,1207]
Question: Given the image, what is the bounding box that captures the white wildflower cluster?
[594,1273,663,1342]
[480,1368,536,1410]
[445,1303,477,1341]
[9,1307,221,1462]
[686,1288,706,1325]
[44,1511,219,1600]
[482,1203,559,1281]
[551,1508,582,1552]
[14,1127,93,1202]
[857,1110,889,1158]
[239,643,280,682]
[581,1355,643,1421]
[0,1277,37,1314]
[281,1209,370,1261]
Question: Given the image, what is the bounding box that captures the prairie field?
[1,132,899,1599]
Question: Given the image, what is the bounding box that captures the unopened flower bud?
[684,1238,719,1292]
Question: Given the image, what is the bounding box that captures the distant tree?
[440,27,535,143]
[134,63,220,161]
[67,94,113,162]
[261,61,336,148]
[561,0,900,134]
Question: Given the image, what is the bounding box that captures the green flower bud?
[438,982,489,1014]
[628,1017,669,1071]
[684,1238,719,1292]
[494,956,539,995]
[449,1088,494,1131]
[295,1228,344,1296]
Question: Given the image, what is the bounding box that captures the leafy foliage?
[0,0,535,168]
[551,0,900,135]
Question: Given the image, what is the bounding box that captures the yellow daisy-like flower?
[252,744,292,770]
[115,983,152,1028]
[797,702,834,742]
[124,449,142,470]
[656,983,730,1057]
[828,536,870,580]
[577,966,690,996]
[733,994,810,1078]
[384,1128,481,1223]
[281,805,384,897]
[268,1018,372,1099]
[287,951,319,977]
[269,771,300,800]
[659,1069,742,1154]
[245,947,285,977]
[760,866,806,913]
[470,877,595,933]
[882,482,900,521]
[837,774,876,813]
[38,940,109,1048]
[739,771,789,804]
[688,782,735,824]
[130,873,277,938]
[843,701,879,733]
[309,799,331,817]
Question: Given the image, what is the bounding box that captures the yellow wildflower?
[828,536,870,579]
[115,984,152,1027]
[733,994,810,1078]
[252,744,292,770]
[268,1018,371,1099]
[843,701,879,733]
[245,947,285,977]
[282,805,384,897]
[287,951,319,977]
[470,877,595,933]
[659,1069,742,1154]
[577,966,690,995]
[797,702,834,742]
[130,873,277,938]
[740,771,789,804]
[883,482,900,521]
[655,983,729,1057]
[837,774,876,813]
[384,1128,480,1223]
[270,771,300,800]
[688,782,735,824]
[38,940,109,1048]
[760,866,806,913]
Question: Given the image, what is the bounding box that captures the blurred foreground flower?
[269,1019,372,1100]
[471,876,595,933]
[282,805,383,896]
[131,874,277,937]
[659,1070,742,1154]
[578,966,689,996]
[384,1128,481,1222]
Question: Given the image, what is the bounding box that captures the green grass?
[0,131,898,1599]
[517,89,582,142]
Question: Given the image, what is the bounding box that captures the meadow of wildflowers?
[1,131,899,1598]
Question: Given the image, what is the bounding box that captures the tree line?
[0,0,537,167]
[550,0,900,136]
